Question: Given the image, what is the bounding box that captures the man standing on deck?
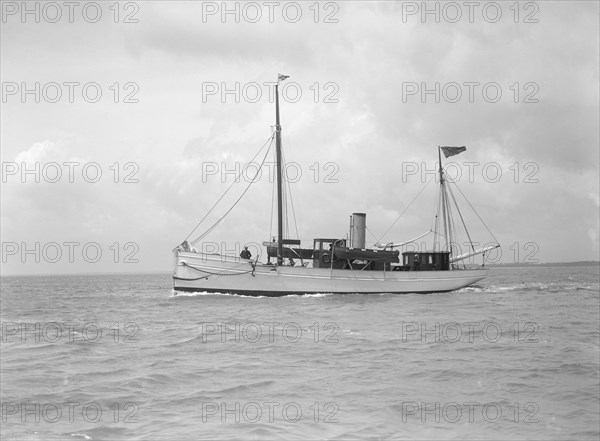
[240,246,252,259]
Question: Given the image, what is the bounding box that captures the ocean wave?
[3,269,599,441]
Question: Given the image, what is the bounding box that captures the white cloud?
[14,140,57,164]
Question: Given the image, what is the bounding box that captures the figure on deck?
[413,253,421,271]
[240,246,252,259]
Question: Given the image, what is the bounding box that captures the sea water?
[1,265,598,440]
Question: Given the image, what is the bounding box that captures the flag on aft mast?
[278,74,290,82]
[441,146,467,158]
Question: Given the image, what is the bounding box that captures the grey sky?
[1,1,598,275]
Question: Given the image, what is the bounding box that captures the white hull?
[173,252,487,296]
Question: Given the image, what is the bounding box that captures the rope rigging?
[374,152,498,266]
[450,178,500,246]
[184,134,276,246]
[377,174,436,245]
[446,180,476,253]
[281,145,301,242]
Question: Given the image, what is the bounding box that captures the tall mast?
[438,146,449,251]
[275,79,285,265]
[438,146,443,185]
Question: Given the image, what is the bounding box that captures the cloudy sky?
[1,0,598,275]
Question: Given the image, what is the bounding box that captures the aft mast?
[438,146,450,253]
[435,145,499,266]
[275,74,289,265]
